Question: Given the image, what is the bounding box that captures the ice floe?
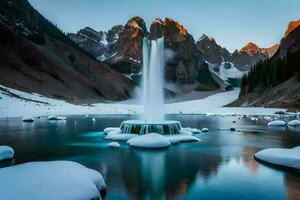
[103,127,120,134]
[0,161,106,200]
[165,134,200,144]
[48,116,66,120]
[267,120,286,126]
[105,133,138,141]
[255,146,300,170]
[287,120,300,126]
[0,146,14,161]
[107,142,120,148]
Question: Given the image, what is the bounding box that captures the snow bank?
[127,133,171,148]
[165,134,200,144]
[108,142,120,148]
[0,146,14,161]
[105,133,137,141]
[255,146,300,170]
[0,161,106,200]
[267,120,286,126]
[0,85,286,118]
[288,120,300,126]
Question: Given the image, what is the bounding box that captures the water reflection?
[1,115,300,200]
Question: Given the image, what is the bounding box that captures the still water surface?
[0,114,300,200]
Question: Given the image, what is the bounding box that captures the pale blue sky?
[29,0,300,51]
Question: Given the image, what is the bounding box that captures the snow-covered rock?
[107,142,120,148]
[0,161,106,200]
[103,127,120,134]
[287,120,300,126]
[201,128,209,132]
[127,133,171,149]
[166,134,200,144]
[105,133,137,141]
[255,146,300,170]
[182,127,201,134]
[22,117,34,122]
[267,120,286,126]
[0,146,14,161]
[48,116,66,120]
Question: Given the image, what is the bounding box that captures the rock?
[127,133,171,149]
[107,142,120,148]
[22,117,34,122]
[287,120,300,126]
[201,128,209,132]
[230,127,236,131]
[267,120,286,126]
[0,146,14,161]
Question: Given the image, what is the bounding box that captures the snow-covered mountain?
[196,35,279,72]
[67,25,124,59]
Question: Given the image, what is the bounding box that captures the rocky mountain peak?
[284,19,300,37]
[125,16,147,38]
[240,42,279,57]
[240,42,261,54]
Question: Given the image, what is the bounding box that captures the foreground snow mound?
[288,120,300,126]
[105,133,137,141]
[0,146,14,161]
[127,133,171,149]
[0,161,106,200]
[267,120,286,126]
[255,146,300,170]
[166,134,200,144]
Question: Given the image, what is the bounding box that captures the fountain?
[120,37,183,135]
[104,37,200,147]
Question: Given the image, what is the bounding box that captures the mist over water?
[142,37,165,123]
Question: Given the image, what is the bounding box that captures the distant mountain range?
[0,0,298,108]
[68,17,280,93]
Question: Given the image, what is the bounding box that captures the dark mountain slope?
[0,0,134,103]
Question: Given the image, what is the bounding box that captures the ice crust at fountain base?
[104,120,200,148]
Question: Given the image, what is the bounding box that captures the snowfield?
[0,161,106,200]
[255,146,300,170]
[0,85,286,118]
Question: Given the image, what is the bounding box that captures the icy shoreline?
[0,86,287,118]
